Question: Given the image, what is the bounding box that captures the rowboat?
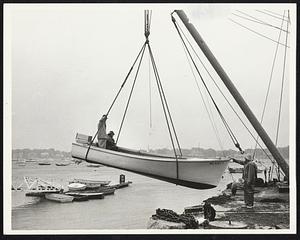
[67,183,87,191]
[72,143,229,189]
[65,191,104,200]
[38,162,51,166]
[86,164,102,168]
[45,193,74,203]
[26,190,61,197]
[55,162,70,166]
[69,178,110,189]
[110,181,132,189]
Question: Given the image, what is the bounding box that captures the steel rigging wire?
[85,42,148,160]
[253,11,287,168]
[171,14,244,154]
[171,12,285,166]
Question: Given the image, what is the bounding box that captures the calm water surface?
[12,159,270,230]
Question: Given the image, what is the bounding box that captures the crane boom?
[174,10,289,178]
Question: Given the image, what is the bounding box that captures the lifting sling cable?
[147,43,180,179]
[234,11,290,34]
[144,11,182,157]
[256,10,289,23]
[273,11,290,180]
[147,43,183,157]
[84,41,147,160]
[145,10,181,179]
[180,38,225,153]
[275,10,289,146]
[148,51,152,128]
[172,14,278,162]
[253,10,286,158]
[116,43,147,143]
[263,9,290,21]
[172,16,243,153]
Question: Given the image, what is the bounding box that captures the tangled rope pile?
[152,208,198,229]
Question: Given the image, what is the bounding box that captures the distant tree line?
[12,146,289,160]
[12,148,71,160]
[148,146,289,159]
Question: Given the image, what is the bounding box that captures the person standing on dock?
[231,154,258,209]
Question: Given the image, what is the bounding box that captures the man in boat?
[97,115,118,151]
[106,131,118,151]
[231,154,258,209]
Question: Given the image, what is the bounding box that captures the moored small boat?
[38,162,51,166]
[65,191,104,200]
[86,163,102,167]
[55,162,70,166]
[70,178,110,189]
[110,181,132,189]
[45,193,74,203]
[72,195,89,201]
[26,190,61,197]
[97,186,116,195]
[68,183,87,191]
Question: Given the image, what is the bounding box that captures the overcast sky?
[5,3,296,151]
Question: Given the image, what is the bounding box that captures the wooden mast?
[174,10,289,178]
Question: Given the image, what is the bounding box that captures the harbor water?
[11,159,271,230]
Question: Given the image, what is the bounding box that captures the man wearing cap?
[97,115,117,151]
[106,131,117,150]
[231,154,258,208]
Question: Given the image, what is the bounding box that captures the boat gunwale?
[72,143,230,163]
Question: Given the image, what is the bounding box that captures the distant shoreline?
[12,146,289,160]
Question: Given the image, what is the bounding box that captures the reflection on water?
[11,158,278,230]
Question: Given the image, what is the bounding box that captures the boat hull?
[71,143,229,189]
[45,193,74,203]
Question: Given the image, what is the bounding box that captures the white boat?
[45,193,74,203]
[71,143,229,189]
[67,183,86,191]
[16,160,26,166]
[55,162,70,166]
[69,178,110,189]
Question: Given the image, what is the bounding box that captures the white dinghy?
[67,183,87,191]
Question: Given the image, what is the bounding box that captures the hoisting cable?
[146,10,153,129]
[148,49,152,129]
[275,10,289,147]
[233,11,289,34]
[84,41,147,160]
[180,37,225,154]
[171,15,244,154]
[253,10,286,158]
[145,10,182,179]
[256,9,289,23]
[116,43,147,143]
[147,43,181,180]
[171,13,278,163]
[228,18,289,48]
[272,10,290,181]
[148,44,183,157]
[263,9,290,21]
